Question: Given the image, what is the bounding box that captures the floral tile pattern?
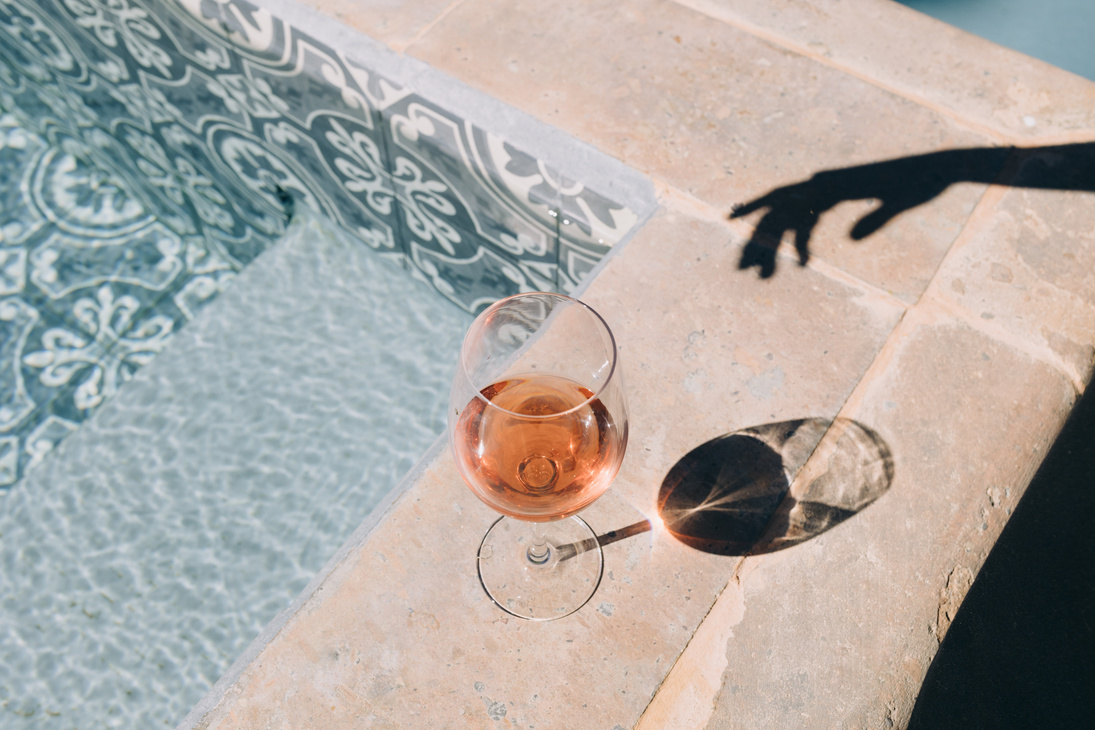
[0,0,647,489]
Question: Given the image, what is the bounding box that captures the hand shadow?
[730,142,1095,278]
[657,418,894,556]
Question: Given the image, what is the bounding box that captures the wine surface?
[454,373,626,521]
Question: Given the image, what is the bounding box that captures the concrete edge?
[568,201,664,300]
[673,0,1095,145]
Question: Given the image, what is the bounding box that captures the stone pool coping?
[182,1,1095,728]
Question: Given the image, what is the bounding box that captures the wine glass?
[449,292,629,620]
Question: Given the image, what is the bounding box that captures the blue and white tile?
[0,297,43,436]
[555,181,639,291]
[557,189,638,250]
[557,236,611,294]
[50,0,180,82]
[0,0,87,85]
[409,238,533,315]
[260,113,401,251]
[0,297,114,487]
[151,121,290,249]
[385,93,559,266]
[173,0,287,62]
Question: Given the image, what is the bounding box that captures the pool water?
[0,209,471,727]
[896,0,1095,81]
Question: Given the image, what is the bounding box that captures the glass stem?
[526,523,552,566]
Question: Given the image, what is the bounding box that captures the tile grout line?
[643,269,1083,726]
[667,0,1093,148]
[817,185,1083,436]
[922,290,1087,394]
[634,327,1080,727]
[906,150,1089,394]
[659,156,1084,394]
[633,304,917,729]
[633,556,747,729]
[391,0,468,54]
[633,183,916,730]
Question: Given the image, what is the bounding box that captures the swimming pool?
[0,0,654,725]
[896,0,1095,82]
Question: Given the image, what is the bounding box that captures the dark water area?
[908,379,1095,728]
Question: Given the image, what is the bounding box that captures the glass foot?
[477,515,604,621]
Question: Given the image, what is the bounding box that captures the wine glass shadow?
[730,142,1095,278]
[657,418,894,556]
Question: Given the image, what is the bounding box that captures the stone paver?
[673,0,1095,142]
[925,144,1095,388]
[643,306,1076,728]
[291,0,453,51]
[405,0,997,302]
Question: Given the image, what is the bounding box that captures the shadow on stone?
[557,519,653,562]
[730,142,1095,278]
[657,418,894,556]
[907,376,1095,729]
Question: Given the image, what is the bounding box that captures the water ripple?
[0,212,471,727]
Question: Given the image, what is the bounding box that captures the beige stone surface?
[675,0,1095,142]
[925,147,1095,388]
[651,307,1075,729]
[403,0,996,301]
[192,204,906,729]
[291,0,453,51]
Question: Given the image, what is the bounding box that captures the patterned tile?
[0,297,46,435]
[554,170,641,287]
[263,111,400,251]
[0,118,49,249]
[0,0,648,489]
[557,184,640,249]
[0,404,80,488]
[0,297,112,487]
[408,238,531,315]
[385,93,560,269]
[557,235,611,294]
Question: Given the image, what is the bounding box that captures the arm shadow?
[730,142,1095,278]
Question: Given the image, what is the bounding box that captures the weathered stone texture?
[703,312,1075,729]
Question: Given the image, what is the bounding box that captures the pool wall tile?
[0,299,114,488]
[385,93,561,270]
[0,208,477,727]
[407,237,533,313]
[557,235,612,293]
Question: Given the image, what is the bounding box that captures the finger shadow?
[657,418,894,556]
[729,143,1095,279]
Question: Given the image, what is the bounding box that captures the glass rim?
[459,292,620,419]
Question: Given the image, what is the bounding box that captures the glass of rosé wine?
[449,292,629,620]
